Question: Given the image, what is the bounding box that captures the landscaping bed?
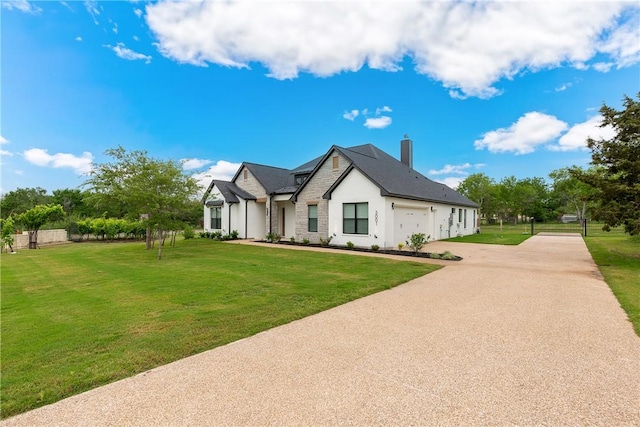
[257,240,463,261]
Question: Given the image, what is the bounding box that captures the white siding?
[328,169,386,248]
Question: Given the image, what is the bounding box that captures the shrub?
[346,241,355,249]
[183,226,195,239]
[371,244,380,251]
[302,238,310,245]
[397,242,404,251]
[230,230,239,240]
[429,253,442,259]
[441,251,457,260]
[290,236,296,243]
[319,236,333,247]
[406,233,429,254]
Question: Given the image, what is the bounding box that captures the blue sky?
[1,0,638,195]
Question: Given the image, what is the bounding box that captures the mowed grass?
[1,240,439,418]
[583,235,640,336]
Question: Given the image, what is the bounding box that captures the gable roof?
[201,179,256,204]
[231,162,293,194]
[295,143,478,208]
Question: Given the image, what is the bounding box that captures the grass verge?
[0,239,439,418]
[583,235,640,336]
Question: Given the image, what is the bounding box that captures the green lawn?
[583,235,640,336]
[0,240,438,418]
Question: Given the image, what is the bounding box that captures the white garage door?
[394,208,427,245]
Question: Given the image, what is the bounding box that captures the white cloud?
[84,0,100,25]
[1,0,42,14]
[23,148,93,174]
[181,158,211,170]
[475,112,569,155]
[113,23,119,34]
[555,83,572,92]
[428,163,473,176]
[550,115,617,152]
[364,116,392,130]
[133,35,140,42]
[375,106,392,115]
[60,2,74,12]
[0,136,13,157]
[134,8,143,18]
[191,160,242,189]
[146,1,637,98]
[75,36,83,42]
[597,13,640,69]
[343,110,359,121]
[104,42,152,64]
[433,176,464,190]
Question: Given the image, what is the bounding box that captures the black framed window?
[343,202,368,234]
[308,205,318,232]
[211,207,222,229]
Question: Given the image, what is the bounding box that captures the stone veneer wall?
[295,151,349,243]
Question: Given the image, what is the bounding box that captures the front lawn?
[584,235,640,336]
[0,240,438,418]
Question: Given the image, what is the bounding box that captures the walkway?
[3,235,639,425]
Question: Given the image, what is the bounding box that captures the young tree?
[1,216,16,252]
[14,204,64,249]
[549,167,596,221]
[84,146,200,259]
[457,173,495,225]
[573,93,640,235]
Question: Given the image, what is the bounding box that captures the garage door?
[394,208,427,245]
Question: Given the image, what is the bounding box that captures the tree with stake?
[15,204,64,249]
[84,146,200,259]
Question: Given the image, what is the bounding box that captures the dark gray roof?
[232,163,293,194]
[338,144,478,207]
[202,179,256,204]
[294,143,478,208]
[291,155,323,174]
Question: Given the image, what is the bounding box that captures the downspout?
[228,203,231,233]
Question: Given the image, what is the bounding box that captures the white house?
[203,137,479,248]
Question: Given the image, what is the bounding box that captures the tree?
[457,173,495,225]
[514,177,549,221]
[549,167,596,221]
[84,146,200,259]
[15,204,64,249]
[0,187,51,218]
[573,93,640,235]
[1,216,16,252]
[52,188,96,218]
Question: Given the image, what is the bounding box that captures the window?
[332,156,339,170]
[458,208,463,223]
[343,202,368,234]
[295,174,309,185]
[243,169,248,180]
[211,207,222,229]
[464,209,467,228]
[308,205,318,232]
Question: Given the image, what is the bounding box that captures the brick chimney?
[401,135,413,169]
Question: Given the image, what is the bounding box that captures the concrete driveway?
[3,235,639,426]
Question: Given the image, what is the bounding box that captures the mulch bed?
[256,240,463,261]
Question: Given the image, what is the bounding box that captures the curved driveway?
[3,235,639,425]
